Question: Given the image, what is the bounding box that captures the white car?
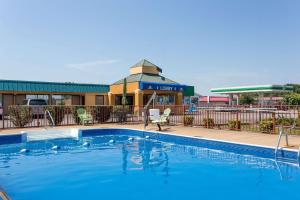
[23,99,48,118]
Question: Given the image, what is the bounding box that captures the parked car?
[23,99,47,118]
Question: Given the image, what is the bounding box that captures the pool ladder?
[275,123,300,162]
[0,187,10,200]
[44,110,55,129]
[143,92,157,129]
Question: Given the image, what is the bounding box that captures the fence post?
[183,105,185,125]
[272,112,276,134]
[1,106,4,128]
[206,110,209,128]
[298,108,300,129]
[236,111,239,131]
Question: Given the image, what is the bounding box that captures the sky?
[0,0,299,95]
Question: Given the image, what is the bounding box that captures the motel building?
[0,59,194,115]
[109,59,194,108]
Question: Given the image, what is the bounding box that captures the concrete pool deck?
[1,124,300,150]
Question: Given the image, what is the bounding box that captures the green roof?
[112,73,178,85]
[0,80,109,93]
[131,59,162,73]
[210,85,294,94]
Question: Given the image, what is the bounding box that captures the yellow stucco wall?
[134,89,143,107]
[129,66,159,75]
[85,93,109,106]
[109,82,140,94]
[108,92,115,105]
[84,93,96,106]
[176,92,183,105]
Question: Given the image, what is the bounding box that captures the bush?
[276,117,294,126]
[240,94,255,105]
[184,116,194,126]
[92,106,112,123]
[259,119,274,133]
[45,106,65,125]
[203,118,214,128]
[8,106,33,127]
[228,120,241,130]
[113,105,131,123]
[276,117,299,127]
[283,93,300,105]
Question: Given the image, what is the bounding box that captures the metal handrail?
[275,126,287,158]
[44,110,55,128]
[143,92,157,129]
[0,187,10,200]
[275,119,299,161]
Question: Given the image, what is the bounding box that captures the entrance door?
[115,95,134,105]
[3,94,14,115]
[72,95,81,105]
[143,94,152,106]
[15,94,26,105]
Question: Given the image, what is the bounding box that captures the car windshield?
[29,100,47,106]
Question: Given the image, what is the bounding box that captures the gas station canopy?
[210,85,293,94]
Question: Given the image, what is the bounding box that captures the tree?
[283,93,300,105]
[239,94,255,105]
[286,84,300,93]
[121,78,128,105]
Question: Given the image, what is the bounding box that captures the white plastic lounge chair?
[152,108,171,131]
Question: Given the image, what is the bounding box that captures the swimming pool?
[0,128,300,200]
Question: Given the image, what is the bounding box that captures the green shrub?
[276,117,294,126]
[283,93,300,105]
[203,118,214,128]
[92,106,112,123]
[184,116,194,126]
[228,120,241,130]
[8,106,33,127]
[113,105,131,123]
[45,106,65,125]
[239,94,256,105]
[259,119,274,133]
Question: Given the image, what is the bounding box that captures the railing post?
[298,108,300,129]
[236,111,239,131]
[183,105,185,125]
[272,112,276,134]
[206,110,209,128]
[2,107,4,129]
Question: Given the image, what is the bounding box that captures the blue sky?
[0,0,299,95]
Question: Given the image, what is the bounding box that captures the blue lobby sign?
[139,82,186,92]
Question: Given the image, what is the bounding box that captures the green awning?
[183,86,194,96]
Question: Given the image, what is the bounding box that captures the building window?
[72,95,81,105]
[156,95,175,105]
[95,95,104,105]
[26,94,49,102]
[52,95,72,105]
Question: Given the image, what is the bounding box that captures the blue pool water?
[0,129,300,200]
